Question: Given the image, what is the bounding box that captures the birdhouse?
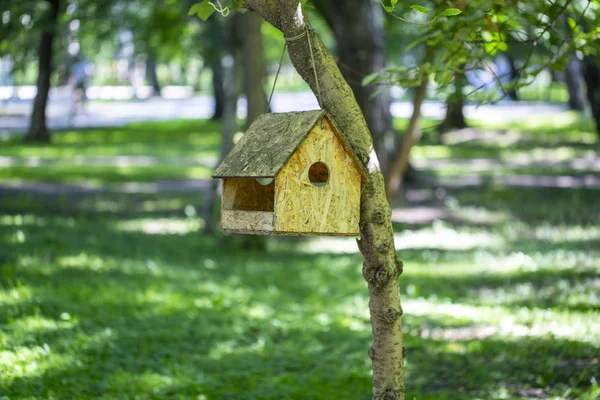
[213,110,368,236]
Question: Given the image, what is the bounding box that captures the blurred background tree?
[371,0,600,195]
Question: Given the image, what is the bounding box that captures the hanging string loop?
[266,25,322,113]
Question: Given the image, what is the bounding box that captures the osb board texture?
[275,122,361,235]
[221,210,274,232]
[213,110,325,178]
[222,178,274,212]
[324,118,369,181]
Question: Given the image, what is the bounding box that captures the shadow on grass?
[404,331,599,399]
[1,175,599,399]
[402,263,600,313]
[3,253,598,400]
[452,186,600,225]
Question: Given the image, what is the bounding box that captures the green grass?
[518,82,570,104]
[1,116,599,399]
[0,120,221,158]
[0,164,212,184]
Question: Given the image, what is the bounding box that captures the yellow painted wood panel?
[274,120,361,235]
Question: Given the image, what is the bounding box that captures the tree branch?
[245,0,282,30]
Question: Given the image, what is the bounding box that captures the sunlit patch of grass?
[114,217,202,235]
[404,298,600,343]
[0,315,78,350]
[493,111,597,141]
[0,285,34,307]
[412,144,595,162]
[0,120,222,158]
[396,220,506,250]
[517,81,570,103]
[532,224,600,243]
[0,344,72,380]
[0,165,212,184]
[0,120,218,185]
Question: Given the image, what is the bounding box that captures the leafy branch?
[381,1,462,25]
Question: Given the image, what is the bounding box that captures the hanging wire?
[266,43,287,113]
[304,26,322,109]
[265,25,322,113]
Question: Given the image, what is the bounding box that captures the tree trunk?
[242,13,268,128]
[146,55,162,96]
[565,56,586,111]
[439,72,467,135]
[440,96,466,132]
[26,0,60,143]
[203,18,241,234]
[386,79,429,196]
[313,0,397,179]
[210,57,225,120]
[246,2,405,398]
[506,53,519,101]
[207,16,226,120]
[583,56,600,139]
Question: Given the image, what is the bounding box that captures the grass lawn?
[1,115,599,400]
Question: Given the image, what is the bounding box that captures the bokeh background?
[1,1,599,399]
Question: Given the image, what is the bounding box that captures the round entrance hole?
[308,162,329,187]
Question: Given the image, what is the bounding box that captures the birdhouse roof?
[213,110,367,180]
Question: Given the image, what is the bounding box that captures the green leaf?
[484,42,499,56]
[369,86,386,100]
[434,68,453,86]
[362,72,381,86]
[410,5,430,14]
[405,30,438,51]
[438,8,462,17]
[188,1,215,21]
[383,0,397,12]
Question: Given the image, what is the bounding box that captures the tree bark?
[506,53,519,101]
[313,0,397,179]
[210,57,226,120]
[26,0,61,143]
[583,56,600,139]
[207,16,226,120]
[241,13,268,128]
[245,1,405,398]
[439,72,467,135]
[565,56,586,111]
[440,95,466,132]
[145,55,162,96]
[386,79,428,196]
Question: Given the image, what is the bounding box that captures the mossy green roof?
[213,110,328,178]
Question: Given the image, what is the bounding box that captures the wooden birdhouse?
[213,110,368,236]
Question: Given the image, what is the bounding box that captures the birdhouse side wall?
[274,119,361,235]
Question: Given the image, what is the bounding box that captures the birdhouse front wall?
[274,119,362,236]
[221,178,275,234]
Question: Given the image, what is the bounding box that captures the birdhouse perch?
[213,110,367,236]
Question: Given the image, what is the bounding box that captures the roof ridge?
[213,110,367,180]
